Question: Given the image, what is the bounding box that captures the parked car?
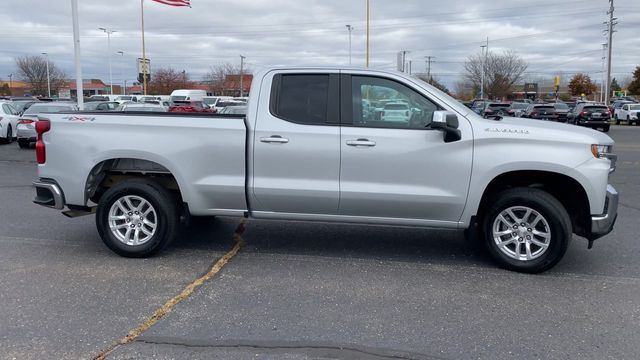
[0,101,20,143]
[481,103,511,118]
[115,95,138,104]
[521,104,558,121]
[168,100,215,113]
[10,98,38,115]
[381,102,411,122]
[116,103,167,112]
[83,101,119,111]
[567,103,611,132]
[218,105,248,115]
[88,95,110,102]
[614,103,640,125]
[16,102,79,148]
[553,103,570,123]
[507,102,529,117]
[170,89,207,102]
[31,67,618,273]
[612,100,634,124]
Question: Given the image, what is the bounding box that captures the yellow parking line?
[94,219,247,360]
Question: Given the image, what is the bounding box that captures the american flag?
[151,0,191,7]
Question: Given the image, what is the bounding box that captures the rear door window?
[271,74,330,125]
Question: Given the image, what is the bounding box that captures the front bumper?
[588,184,618,240]
[33,179,65,210]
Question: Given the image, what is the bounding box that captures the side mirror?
[431,110,461,143]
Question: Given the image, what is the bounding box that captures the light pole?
[99,27,116,95]
[239,55,246,97]
[117,51,124,95]
[42,52,51,97]
[480,45,486,99]
[346,25,353,65]
[8,74,12,93]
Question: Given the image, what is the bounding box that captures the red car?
[168,100,216,113]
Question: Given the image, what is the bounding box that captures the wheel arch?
[475,170,591,237]
[85,157,186,207]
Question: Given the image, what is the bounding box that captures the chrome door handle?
[346,138,376,147]
[260,136,289,144]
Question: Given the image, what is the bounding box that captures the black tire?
[96,179,179,258]
[615,115,620,125]
[602,125,610,132]
[2,126,12,144]
[481,187,571,273]
[17,139,29,149]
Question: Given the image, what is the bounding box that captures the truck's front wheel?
[96,179,179,258]
[482,188,571,273]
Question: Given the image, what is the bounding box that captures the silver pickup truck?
[32,67,618,273]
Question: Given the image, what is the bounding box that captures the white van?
[170,89,207,102]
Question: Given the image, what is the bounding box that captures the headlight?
[591,144,617,173]
[591,144,613,159]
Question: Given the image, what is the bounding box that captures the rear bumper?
[588,184,618,240]
[33,179,65,210]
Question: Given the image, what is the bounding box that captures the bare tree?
[147,67,192,95]
[464,50,528,99]
[15,55,68,96]
[204,62,251,95]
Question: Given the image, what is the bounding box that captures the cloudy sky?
[1,0,638,89]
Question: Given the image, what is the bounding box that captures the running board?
[62,206,96,218]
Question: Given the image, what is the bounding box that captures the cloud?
[0,0,637,89]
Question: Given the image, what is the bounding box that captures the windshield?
[24,104,74,114]
[489,104,509,108]
[171,96,187,102]
[203,97,218,105]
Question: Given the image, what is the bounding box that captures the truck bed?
[38,111,249,216]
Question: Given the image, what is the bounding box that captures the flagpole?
[141,0,147,95]
[71,0,84,110]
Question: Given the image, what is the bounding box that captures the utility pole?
[605,0,616,104]
[42,53,51,97]
[480,44,487,99]
[99,27,116,95]
[365,0,370,67]
[117,51,124,95]
[424,56,435,83]
[8,74,12,91]
[600,43,607,103]
[239,55,246,97]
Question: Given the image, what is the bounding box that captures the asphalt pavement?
[0,125,638,360]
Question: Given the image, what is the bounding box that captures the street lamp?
[346,25,353,65]
[41,52,51,97]
[99,27,116,95]
[117,51,124,95]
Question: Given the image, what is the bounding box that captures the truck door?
[251,72,341,215]
[338,74,473,224]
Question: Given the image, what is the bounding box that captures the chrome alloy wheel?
[492,206,551,261]
[108,195,157,246]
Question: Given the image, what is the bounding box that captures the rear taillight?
[35,119,51,164]
[531,112,539,117]
[18,119,35,125]
[580,111,588,116]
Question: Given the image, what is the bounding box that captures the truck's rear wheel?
[96,179,178,258]
[482,188,571,273]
